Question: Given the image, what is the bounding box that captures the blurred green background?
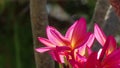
[0,0,96,68]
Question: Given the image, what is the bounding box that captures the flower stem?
[59,63,64,68]
[14,22,22,68]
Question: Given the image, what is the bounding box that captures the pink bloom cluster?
[36,18,120,68]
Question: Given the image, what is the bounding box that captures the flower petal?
[77,45,86,56]
[56,46,71,53]
[94,24,106,46]
[36,47,53,53]
[65,21,76,40]
[38,37,55,47]
[49,51,64,63]
[97,48,102,60]
[71,17,87,48]
[76,51,87,62]
[77,45,92,58]
[86,52,101,68]
[102,48,120,67]
[47,26,70,46]
[86,33,95,48]
[99,36,117,61]
[75,32,91,49]
[85,46,92,57]
[105,36,117,56]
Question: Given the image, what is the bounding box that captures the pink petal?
[47,26,70,46]
[77,45,86,56]
[36,47,53,53]
[75,32,91,49]
[94,24,106,46]
[59,55,65,63]
[71,17,87,47]
[69,59,79,68]
[86,52,101,68]
[99,36,117,61]
[105,36,117,56]
[49,51,64,63]
[85,33,95,48]
[56,46,71,52]
[97,48,102,60]
[38,37,55,47]
[76,51,87,62]
[102,48,120,67]
[85,46,92,57]
[78,45,92,57]
[65,21,76,40]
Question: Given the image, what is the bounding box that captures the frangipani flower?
[36,17,95,63]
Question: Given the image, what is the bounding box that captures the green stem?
[14,22,22,68]
[64,57,72,68]
[59,63,64,68]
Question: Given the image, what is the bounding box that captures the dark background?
[0,0,96,68]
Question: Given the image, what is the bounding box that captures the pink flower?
[94,24,117,58]
[36,17,94,63]
[86,36,120,68]
[65,31,94,68]
[86,24,120,68]
[70,24,120,68]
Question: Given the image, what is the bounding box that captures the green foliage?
[0,1,35,68]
